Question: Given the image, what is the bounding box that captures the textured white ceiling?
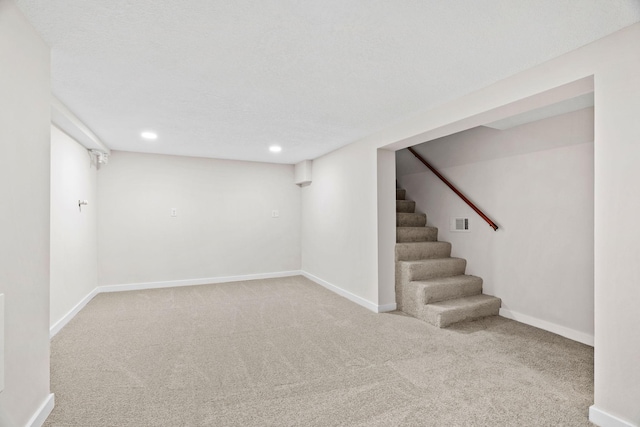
[15,0,640,164]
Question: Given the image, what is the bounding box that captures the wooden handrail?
[408,147,499,231]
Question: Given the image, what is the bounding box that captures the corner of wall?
[589,406,638,427]
[26,394,55,427]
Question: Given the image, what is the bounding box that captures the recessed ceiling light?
[269,145,282,153]
[141,131,158,140]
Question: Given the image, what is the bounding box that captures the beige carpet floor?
[45,275,594,426]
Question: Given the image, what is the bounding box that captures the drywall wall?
[397,108,594,343]
[302,23,640,425]
[377,149,396,309]
[591,44,640,426]
[0,1,53,426]
[98,151,301,286]
[50,126,98,330]
[301,140,385,309]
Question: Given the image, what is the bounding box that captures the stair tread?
[423,294,501,327]
[396,241,450,247]
[395,241,452,261]
[410,275,483,303]
[396,200,416,213]
[396,226,437,231]
[426,294,500,311]
[396,226,438,243]
[411,274,481,286]
[396,212,427,227]
[396,212,425,218]
[399,257,465,266]
[398,257,467,282]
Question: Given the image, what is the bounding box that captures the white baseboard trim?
[26,393,54,427]
[50,288,99,338]
[589,405,637,427]
[301,271,394,313]
[97,270,303,293]
[377,302,397,313]
[499,308,594,346]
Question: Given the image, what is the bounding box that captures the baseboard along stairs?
[395,188,501,327]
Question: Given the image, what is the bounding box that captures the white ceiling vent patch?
[450,217,470,232]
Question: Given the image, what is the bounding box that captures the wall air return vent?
[450,217,470,232]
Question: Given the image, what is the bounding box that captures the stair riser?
[396,200,416,213]
[396,227,437,243]
[400,258,466,281]
[395,242,451,261]
[396,213,426,227]
[419,278,483,304]
[427,298,501,328]
[396,189,406,200]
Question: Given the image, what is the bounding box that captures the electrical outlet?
[271,210,279,218]
[171,208,177,217]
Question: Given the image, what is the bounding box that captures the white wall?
[0,1,52,425]
[397,108,594,343]
[377,149,396,309]
[302,23,640,425]
[50,126,98,330]
[592,43,640,426]
[301,140,385,308]
[98,151,301,286]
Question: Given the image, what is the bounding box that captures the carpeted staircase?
[395,188,501,327]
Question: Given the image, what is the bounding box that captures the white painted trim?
[301,271,393,313]
[50,288,99,338]
[97,271,302,293]
[378,302,397,313]
[51,97,110,153]
[589,405,638,427]
[26,393,54,427]
[499,308,594,346]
